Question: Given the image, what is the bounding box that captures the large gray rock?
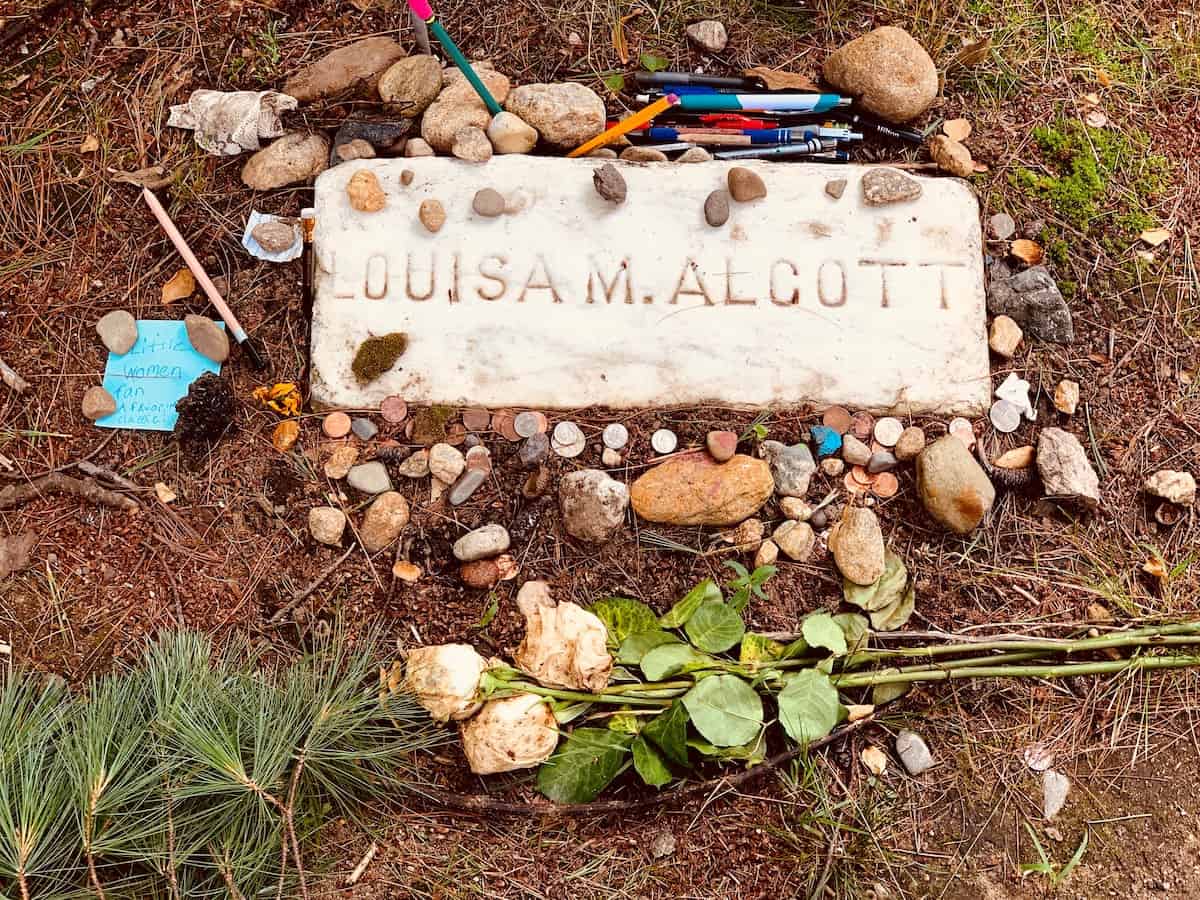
[761,441,816,498]
[1037,428,1100,508]
[986,261,1073,343]
[828,506,885,585]
[241,133,329,190]
[504,82,605,149]
[558,469,630,543]
[284,37,404,101]
[916,435,996,533]
[378,54,443,117]
[822,26,938,123]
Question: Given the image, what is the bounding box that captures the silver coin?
[552,421,585,458]
[602,423,629,450]
[988,399,1021,434]
[873,416,903,447]
[651,428,678,454]
[514,411,542,438]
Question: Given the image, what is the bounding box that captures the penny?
[380,396,408,423]
[949,416,977,447]
[602,422,629,450]
[843,472,866,494]
[651,428,678,454]
[988,400,1021,434]
[552,421,585,458]
[872,472,899,498]
[873,416,903,447]
[514,410,547,438]
[850,412,875,441]
[462,407,491,431]
[492,410,521,442]
[850,466,874,487]
[821,405,852,434]
[322,411,351,439]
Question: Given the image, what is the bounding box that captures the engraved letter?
[518,255,563,303]
[406,252,436,301]
[588,258,633,304]
[917,261,966,310]
[817,259,846,307]
[724,258,755,305]
[364,254,388,299]
[670,258,714,305]
[858,259,906,308]
[476,255,509,301]
[770,259,799,306]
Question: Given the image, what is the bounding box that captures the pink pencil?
[141,188,267,369]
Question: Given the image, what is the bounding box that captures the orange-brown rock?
[630,452,773,526]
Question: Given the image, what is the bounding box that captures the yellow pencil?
[567,94,680,158]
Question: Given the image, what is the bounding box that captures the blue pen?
[634,93,850,113]
[636,126,861,144]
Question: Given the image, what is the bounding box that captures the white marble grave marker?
[310,157,989,413]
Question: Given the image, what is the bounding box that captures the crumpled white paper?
[241,210,302,262]
[168,90,297,156]
[996,372,1037,421]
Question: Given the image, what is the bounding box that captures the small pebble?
[988,315,1023,358]
[418,198,446,233]
[602,423,629,450]
[465,445,492,473]
[381,395,408,422]
[346,461,392,495]
[449,469,488,506]
[727,167,767,202]
[893,426,926,462]
[323,445,359,479]
[850,411,874,441]
[873,417,903,447]
[336,138,376,162]
[620,147,668,162]
[351,417,378,441]
[809,508,828,529]
[1054,380,1080,415]
[514,410,547,437]
[400,169,415,186]
[429,443,466,483]
[453,523,510,562]
[811,425,842,457]
[601,447,622,467]
[184,314,229,363]
[587,148,618,159]
[866,451,897,474]
[518,432,549,467]
[989,399,1021,433]
[895,730,934,775]
[824,179,847,200]
[841,434,871,466]
[651,428,678,454]
[346,170,386,212]
[779,497,811,521]
[397,449,429,478]
[272,419,300,452]
[308,507,347,546]
[820,458,845,477]
[988,212,1016,240]
[755,539,779,568]
[676,147,712,163]
[472,188,505,218]
[460,558,501,589]
[706,430,737,462]
[593,164,627,204]
[404,138,435,158]
[861,168,922,206]
[551,421,585,458]
[323,411,352,438]
[252,220,297,253]
[1042,770,1070,820]
[95,309,138,355]
[81,385,116,420]
[704,189,730,227]
[523,465,552,498]
[451,126,492,163]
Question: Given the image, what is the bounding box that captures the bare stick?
[410,7,430,54]
[0,473,139,511]
[76,460,143,493]
[0,355,29,393]
[268,546,354,624]
[346,843,378,887]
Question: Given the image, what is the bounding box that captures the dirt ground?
[2,0,1199,896]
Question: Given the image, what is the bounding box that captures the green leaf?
[659,578,721,628]
[607,711,642,734]
[686,729,766,764]
[801,612,848,656]
[631,736,672,787]
[682,675,763,747]
[843,550,908,612]
[640,643,713,681]
[642,700,689,767]
[833,613,870,655]
[639,52,669,73]
[871,670,910,705]
[477,593,499,629]
[777,670,840,745]
[616,629,680,665]
[683,600,745,653]
[590,597,659,649]
[537,728,633,804]
[739,633,787,664]
[602,72,626,92]
[870,584,916,632]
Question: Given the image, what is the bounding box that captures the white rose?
[403,643,488,722]
[514,581,612,692]
[460,693,559,774]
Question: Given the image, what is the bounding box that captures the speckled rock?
[861,167,922,205]
[828,506,885,585]
[760,441,816,498]
[309,507,347,546]
[241,133,329,189]
[284,37,404,101]
[559,469,630,543]
[96,310,137,355]
[504,82,605,149]
[81,386,116,420]
[822,26,938,123]
[378,54,443,117]
[346,461,392,495]
[630,453,773,526]
[360,491,410,552]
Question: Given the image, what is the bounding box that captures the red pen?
[698,114,779,128]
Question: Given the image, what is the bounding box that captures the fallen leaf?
[1139,228,1171,247]
[154,482,177,504]
[495,554,519,581]
[612,12,639,65]
[993,445,1035,469]
[1142,555,1168,580]
[952,36,992,67]
[161,268,195,304]
[110,165,173,189]
[861,745,889,776]
[79,134,100,153]
[1084,109,1108,128]
[1096,68,1112,87]
[252,382,302,416]
[942,117,972,141]
[743,66,820,91]
[971,160,990,173]
[1010,239,1044,265]
[0,531,37,580]
[272,419,300,453]
[845,703,875,722]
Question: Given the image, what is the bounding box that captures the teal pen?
[407,0,502,115]
[634,93,850,113]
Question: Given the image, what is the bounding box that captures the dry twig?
[0,472,139,511]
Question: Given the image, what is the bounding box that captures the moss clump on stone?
[411,405,454,445]
[352,333,407,384]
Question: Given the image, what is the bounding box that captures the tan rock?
[993,445,1035,469]
[916,435,996,533]
[620,146,669,163]
[1144,469,1195,506]
[755,539,779,568]
[404,137,435,158]
[241,132,329,190]
[929,134,974,177]
[504,82,605,149]
[728,167,767,202]
[418,198,446,233]
[335,138,376,162]
[81,385,116,420]
[346,169,386,212]
[486,111,538,154]
[308,507,347,546]
[421,69,511,152]
[822,26,938,123]
[451,126,493,163]
[360,491,410,552]
[893,426,926,462]
[773,520,815,561]
[284,37,404,101]
[630,452,773,526]
[1054,380,1080,414]
[828,507,885,585]
[184,314,229,363]
[988,314,1023,358]
[323,444,359,479]
[378,54,443,117]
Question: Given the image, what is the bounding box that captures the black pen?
[828,111,926,144]
[633,71,761,90]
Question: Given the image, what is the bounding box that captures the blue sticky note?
[96,319,223,431]
[810,425,843,458]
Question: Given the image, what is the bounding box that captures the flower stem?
[831,654,1200,688]
[504,682,676,707]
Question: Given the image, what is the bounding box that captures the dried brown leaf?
[1139,228,1171,247]
[161,268,195,304]
[952,36,992,67]
[942,117,972,141]
[1010,239,1044,265]
[743,66,820,91]
[1142,555,1167,580]
[79,134,100,153]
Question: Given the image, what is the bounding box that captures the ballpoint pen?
[632,71,760,90]
[405,0,501,114]
[634,93,850,113]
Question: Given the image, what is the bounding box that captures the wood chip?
[1139,228,1171,247]
[952,36,992,67]
[80,134,100,153]
[993,445,1034,469]
[161,268,195,303]
[942,118,972,141]
[154,482,177,504]
[1010,239,1044,265]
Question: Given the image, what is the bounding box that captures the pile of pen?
[620,71,926,163]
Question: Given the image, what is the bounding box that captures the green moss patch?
[411,405,455,445]
[352,333,408,384]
